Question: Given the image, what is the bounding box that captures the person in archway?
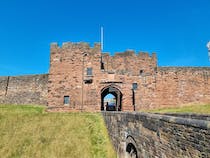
[106,102,108,111]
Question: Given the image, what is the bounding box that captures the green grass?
[0,105,116,158]
[143,104,210,114]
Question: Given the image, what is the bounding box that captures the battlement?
[50,42,101,50]
[50,41,158,77]
[102,50,156,59]
[158,67,210,72]
[51,41,156,60]
[101,50,157,76]
[114,50,135,57]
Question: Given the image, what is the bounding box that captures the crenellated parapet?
[102,50,156,59]
[102,50,157,75]
[158,66,210,72]
[49,42,102,74]
[50,41,157,76]
[50,42,101,51]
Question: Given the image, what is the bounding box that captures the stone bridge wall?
[0,74,48,105]
[102,112,210,158]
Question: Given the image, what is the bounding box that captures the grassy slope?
[143,104,210,114]
[0,105,116,158]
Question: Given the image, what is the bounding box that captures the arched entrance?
[126,143,138,158]
[126,136,138,158]
[101,86,122,111]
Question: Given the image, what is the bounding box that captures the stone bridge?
[102,112,210,158]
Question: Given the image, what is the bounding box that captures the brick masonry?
[0,74,48,105]
[102,112,210,158]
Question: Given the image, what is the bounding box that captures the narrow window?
[140,70,143,75]
[101,62,104,70]
[100,56,105,70]
[87,68,93,76]
[64,96,70,105]
[132,83,138,90]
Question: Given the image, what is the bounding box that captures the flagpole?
[101,27,103,52]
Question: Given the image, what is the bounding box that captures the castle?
[48,42,210,112]
[0,41,210,111]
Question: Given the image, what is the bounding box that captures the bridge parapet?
[102,112,210,158]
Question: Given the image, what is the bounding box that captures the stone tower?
[48,41,210,112]
[48,42,157,111]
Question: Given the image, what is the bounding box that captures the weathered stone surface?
[102,112,210,158]
[48,41,210,111]
[0,74,48,105]
[1,41,210,111]
[158,113,210,121]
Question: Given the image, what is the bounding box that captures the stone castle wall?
[48,42,102,110]
[134,67,210,110]
[1,41,210,110]
[0,74,48,105]
[48,42,210,111]
[48,42,158,111]
[103,112,210,158]
[102,50,157,75]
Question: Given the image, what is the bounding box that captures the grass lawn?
[143,104,210,114]
[0,105,116,158]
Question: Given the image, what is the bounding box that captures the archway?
[126,143,138,158]
[101,86,122,111]
[126,136,138,158]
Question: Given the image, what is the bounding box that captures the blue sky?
[0,0,210,76]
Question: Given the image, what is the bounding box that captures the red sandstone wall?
[48,42,102,111]
[48,42,155,111]
[1,42,208,110]
[134,67,210,110]
[48,41,210,112]
[102,51,157,75]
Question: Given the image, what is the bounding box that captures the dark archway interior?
[101,86,122,111]
[126,143,138,158]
